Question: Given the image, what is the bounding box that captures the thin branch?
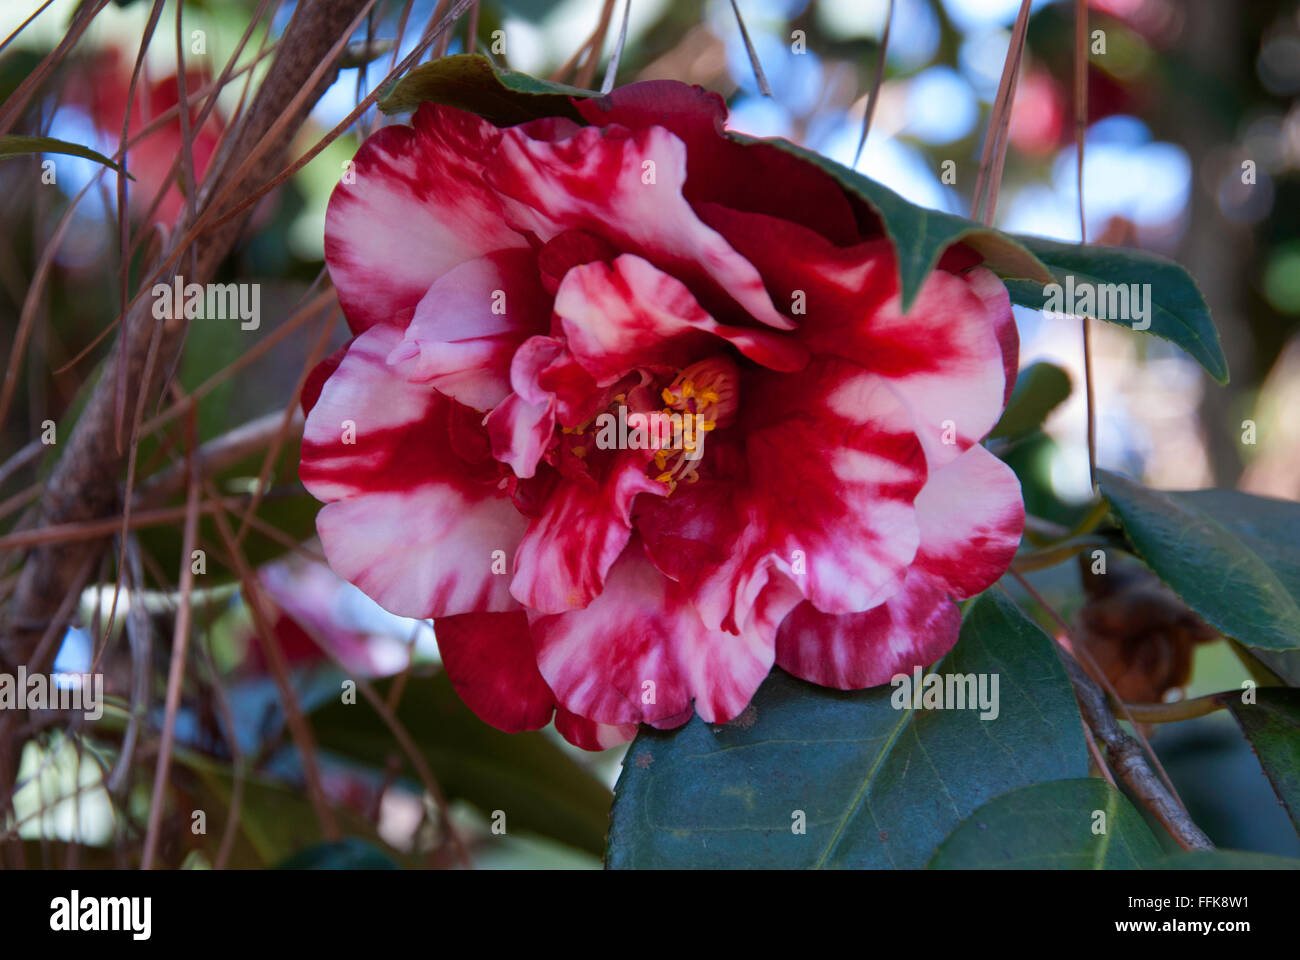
[204,486,339,841]
[1056,649,1213,850]
[1122,694,1229,724]
[140,428,201,870]
[970,0,1032,225]
[1007,572,1194,826]
[576,0,618,90]
[728,0,771,97]
[1075,0,1097,491]
[0,0,55,59]
[3,0,372,690]
[140,408,305,503]
[853,0,893,167]
[600,0,633,95]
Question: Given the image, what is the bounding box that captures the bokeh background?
[1,0,1297,867]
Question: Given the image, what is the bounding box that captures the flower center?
[652,355,740,494]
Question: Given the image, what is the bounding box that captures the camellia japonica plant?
[293,54,1300,869]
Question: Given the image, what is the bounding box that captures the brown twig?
[1056,649,1213,850]
[1004,574,1209,850]
[1075,0,1097,492]
[140,425,201,870]
[853,0,893,167]
[2,0,371,688]
[970,0,1032,225]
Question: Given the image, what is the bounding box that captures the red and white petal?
[301,325,527,618]
[913,443,1024,599]
[872,269,1011,468]
[300,325,440,503]
[966,266,1020,406]
[484,392,555,480]
[325,103,528,334]
[574,81,860,245]
[554,708,638,750]
[699,204,1011,469]
[531,544,774,725]
[315,482,525,620]
[554,254,806,384]
[386,248,550,411]
[488,121,791,330]
[511,453,664,614]
[774,569,961,690]
[645,357,927,628]
[435,612,555,733]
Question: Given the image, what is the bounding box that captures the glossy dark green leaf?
[1098,473,1300,651]
[607,591,1087,869]
[989,361,1072,440]
[927,779,1164,869]
[1001,235,1227,383]
[0,134,132,177]
[310,673,613,856]
[276,838,400,870]
[378,53,594,123]
[1253,650,1300,688]
[1222,687,1300,835]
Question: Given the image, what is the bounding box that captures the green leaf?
[378,53,594,123]
[1000,235,1228,383]
[727,133,1053,312]
[607,591,1087,869]
[0,134,132,178]
[310,673,613,856]
[989,361,1072,440]
[1098,473,1300,651]
[1222,687,1300,836]
[276,838,401,870]
[1253,650,1300,688]
[1150,850,1300,869]
[927,779,1165,869]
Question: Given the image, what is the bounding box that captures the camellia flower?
[300,81,1025,750]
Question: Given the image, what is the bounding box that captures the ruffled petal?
[554,254,806,384]
[435,612,556,733]
[913,444,1025,599]
[488,120,790,330]
[774,569,961,690]
[301,325,527,618]
[554,708,638,750]
[484,392,555,480]
[386,248,550,411]
[573,81,860,245]
[698,204,1013,469]
[511,452,664,614]
[639,356,927,628]
[532,542,774,725]
[325,103,528,334]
